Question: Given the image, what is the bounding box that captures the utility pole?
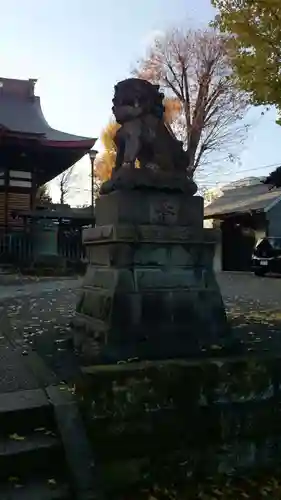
[89,149,98,227]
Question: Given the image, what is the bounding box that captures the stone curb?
[0,275,81,287]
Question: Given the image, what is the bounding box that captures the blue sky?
[0,0,281,204]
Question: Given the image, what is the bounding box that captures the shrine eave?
[1,129,96,150]
[0,93,96,150]
[43,138,96,149]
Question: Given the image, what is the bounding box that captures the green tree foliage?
[212,0,281,120]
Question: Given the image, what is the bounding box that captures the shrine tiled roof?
[204,181,281,219]
[0,77,95,147]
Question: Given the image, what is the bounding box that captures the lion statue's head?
[112,78,165,124]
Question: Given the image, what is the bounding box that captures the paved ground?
[218,272,281,353]
[0,278,82,386]
[217,272,281,310]
[0,273,280,387]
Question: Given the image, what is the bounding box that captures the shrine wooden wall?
[0,169,33,230]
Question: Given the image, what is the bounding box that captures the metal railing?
[58,230,87,262]
[0,230,86,265]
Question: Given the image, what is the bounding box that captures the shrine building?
[0,77,96,232]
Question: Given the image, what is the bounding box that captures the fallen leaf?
[44,430,56,436]
[9,433,25,441]
[213,489,224,496]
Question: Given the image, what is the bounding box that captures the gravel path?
[0,273,280,384]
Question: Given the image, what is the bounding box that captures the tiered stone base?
[79,355,281,495]
[73,189,229,365]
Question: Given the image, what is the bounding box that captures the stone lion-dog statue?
[111,78,189,174]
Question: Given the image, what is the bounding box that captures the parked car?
[252,237,281,276]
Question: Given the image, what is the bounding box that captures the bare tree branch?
[57,165,76,204]
[133,27,250,178]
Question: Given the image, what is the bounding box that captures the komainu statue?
[112,78,189,172]
[100,77,197,194]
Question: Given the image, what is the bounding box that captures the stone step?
[0,479,72,499]
[0,432,65,482]
[0,389,73,496]
[0,432,59,457]
[0,382,97,499]
[0,389,54,436]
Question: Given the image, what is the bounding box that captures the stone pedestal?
[73,189,229,365]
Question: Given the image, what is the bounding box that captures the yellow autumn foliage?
[95,121,120,182]
[100,121,120,154]
[164,97,182,124]
[95,97,181,182]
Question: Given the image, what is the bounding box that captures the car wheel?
[254,269,267,277]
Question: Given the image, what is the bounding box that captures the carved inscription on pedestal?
[150,199,178,225]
